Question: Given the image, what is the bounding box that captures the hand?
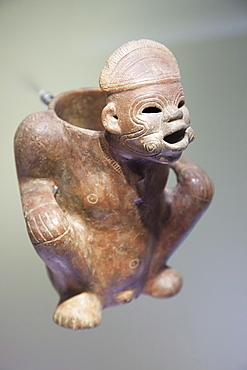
[25,201,71,246]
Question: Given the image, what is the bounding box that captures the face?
[104,82,195,163]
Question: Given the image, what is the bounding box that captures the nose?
[165,108,183,122]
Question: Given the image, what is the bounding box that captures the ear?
[101,102,122,134]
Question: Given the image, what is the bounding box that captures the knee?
[144,268,183,298]
[172,158,214,203]
[184,169,214,203]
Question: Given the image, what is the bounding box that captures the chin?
[154,150,182,164]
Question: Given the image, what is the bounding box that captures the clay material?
[14,40,213,330]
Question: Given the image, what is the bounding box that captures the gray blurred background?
[1,0,247,369]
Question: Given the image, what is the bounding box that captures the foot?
[144,268,183,298]
[114,289,136,304]
[53,292,102,330]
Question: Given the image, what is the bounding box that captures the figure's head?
[99,39,195,163]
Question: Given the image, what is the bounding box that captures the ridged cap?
[99,39,180,94]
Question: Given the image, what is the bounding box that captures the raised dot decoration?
[129,259,139,269]
[87,193,98,204]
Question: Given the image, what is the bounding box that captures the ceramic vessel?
[14,40,213,329]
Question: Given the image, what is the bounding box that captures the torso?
[52,123,168,296]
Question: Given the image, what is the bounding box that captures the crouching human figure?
[14,40,214,330]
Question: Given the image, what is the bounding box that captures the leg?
[144,157,214,297]
[47,267,101,330]
[144,267,183,298]
[53,292,102,330]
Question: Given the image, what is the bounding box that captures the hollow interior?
[164,128,186,144]
[53,89,106,131]
[142,106,161,113]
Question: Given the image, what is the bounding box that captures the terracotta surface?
[14,40,213,330]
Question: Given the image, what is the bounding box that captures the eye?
[177,100,185,109]
[142,106,162,114]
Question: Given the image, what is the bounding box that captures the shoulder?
[15,110,65,147]
[14,110,66,178]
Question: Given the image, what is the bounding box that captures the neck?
[102,131,169,188]
[101,131,147,181]
[104,131,146,164]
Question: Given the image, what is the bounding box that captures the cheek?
[140,133,164,154]
[135,114,162,133]
[147,118,162,133]
[121,132,164,157]
[117,112,134,133]
[183,108,190,124]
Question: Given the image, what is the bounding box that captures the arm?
[166,156,214,242]
[15,111,73,250]
[145,156,214,296]
[19,177,71,247]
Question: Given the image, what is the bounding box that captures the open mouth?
[164,128,186,144]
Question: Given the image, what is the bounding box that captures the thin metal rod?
[39,90,54,105]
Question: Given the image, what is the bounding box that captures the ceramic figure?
[14,40,213,330]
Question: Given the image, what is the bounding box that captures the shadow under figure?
[14,39,214,330]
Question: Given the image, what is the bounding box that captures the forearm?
[169,157,213,236]
[19,178,71,246]
[150,157,214,272]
